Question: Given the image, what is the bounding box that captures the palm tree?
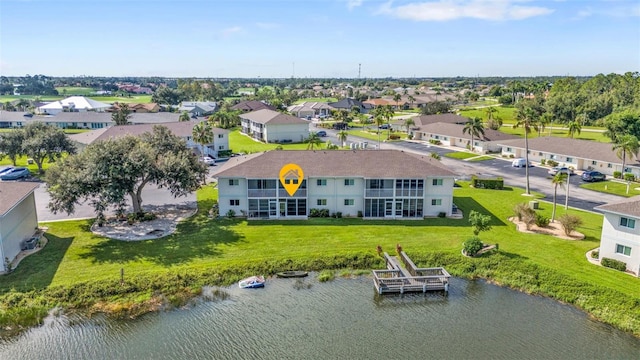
[306,132,322,150]
[192,121,213,158]
[462,117,485,152]
[551,173,567,222]
[337,130,348,148]
[567,121,581,138]
[612,134,640,176]
[403,117,415,135]
[407,95,415,108]
[393,93,402,110]
[485,106,498,121]
[373,105,393,149]
[514,102,540,195]
[111,103,132,125]
[179,111,190,122]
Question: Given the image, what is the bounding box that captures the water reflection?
[1,277,638,360]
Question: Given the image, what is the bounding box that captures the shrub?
[471,175,504,189]
[388,134,401,140]
[429,139,442,145]
[601,257,627,272]
[540,159,546,165]
[624,173,635,181]
[376,245,383,256]
[468,210,492,236]
[226,209,236,218]
[613,171,622,179]
[463,236,483,256]
[310,208,330,218]
[509,154,515,158]
[438,211,446,218]
[547,160,558,167]
[558,214,582,236]
[396,243,403,255]
[591,250,599,259]
[513,203,530,221]
[535,213,550,228]
[336,212,342,218]
[357,211,363,218]
[210,201,219,218]
[521,208,537,230]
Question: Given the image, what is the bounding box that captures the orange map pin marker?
[279,163,304,196]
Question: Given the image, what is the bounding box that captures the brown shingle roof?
[412,114,469,126]
[416,122,520,142]
[231,100,276,112]
[0,182,39,217]
[496,137,637,166]
[215,150,457,178]
[595,196,640,218]
[240,109,308,125]
[69,121,228,145]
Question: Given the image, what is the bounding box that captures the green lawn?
[55,87,96,95]
[580,180,640,197]
[0,95,63,102]
[346,129,407,142]
[0,154,67,176]
[498,126,611,143]
[0,95,152,104]
[458,106,517,123]
[229,130,319,153]
[444,152,478,160]
[1,181,639,335]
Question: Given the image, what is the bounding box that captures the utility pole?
[358,63,361,79]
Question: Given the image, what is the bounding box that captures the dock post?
[400,286,404,294]
[444,283,449,293]
[423,284,427,293]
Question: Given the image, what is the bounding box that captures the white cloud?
[347,0,364,10]
[221,26,243,37]
[377,0,554,21]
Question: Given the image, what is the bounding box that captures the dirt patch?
[509,216,585,240]
[91,203,197,241]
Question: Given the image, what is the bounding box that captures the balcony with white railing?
[247,189,277,197]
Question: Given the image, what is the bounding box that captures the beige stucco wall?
[0,193,38,272]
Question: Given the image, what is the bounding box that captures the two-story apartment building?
[240,109,309,143]
[595,197,640,276]
[0,182,39,273]
[216,150,457,219]
[69,121,229,157]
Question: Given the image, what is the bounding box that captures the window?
[344,179,354,186]
[538,152,543,156]
[616,244,632,256]
[432,179,443,186]
[218,134,224,138]
[317,179,327,186]
[219,146,224,150]
[317,199,327,206]
[506,147,512,152]
[229,199,239,206]
[431,199,442,206]
[549,154,556,159]
[566,157,573,162]
[344,199,354,206]
[620,217,636,229]
[607,163,612,168]
[228,179,239,186]
[591,160,597,166]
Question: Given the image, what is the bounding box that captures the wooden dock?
[372,252,451,295]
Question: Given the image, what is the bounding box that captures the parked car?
[581,171,606,182]
[0,166,15,177]
[20,237,38,251]
[511,158,531,168]
[0,167,30,180]
[548,166,574,176]
[378,124,390,130]
[316,131,327,137]
[200,156,216,166]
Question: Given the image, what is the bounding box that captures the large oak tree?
[46,125,207,218]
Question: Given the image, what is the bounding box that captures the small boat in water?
[239,275,265,289]
[276,271,308,278]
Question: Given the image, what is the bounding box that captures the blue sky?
[1,0,638,78]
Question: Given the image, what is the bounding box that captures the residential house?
[497,137,640,177]
[412,122,519,153]
[0,182,39,273]
[216,150,457,220]
[595,197,640,276]
[179,101,217,117]
[328,98,373,114]
[112,103,160,113]
[69,121,229,157]
[0,111,188,130]
[392,113,469,130]
[287,102,333,118]
[37,96,112,115]
[240,109,309,143]
[230,100,276,113]
[363,98,408,110]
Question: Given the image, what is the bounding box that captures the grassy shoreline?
[1,183,639,337]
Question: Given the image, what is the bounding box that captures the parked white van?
[512,158,531,168]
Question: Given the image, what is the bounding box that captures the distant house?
[412,122,519,153]
[0,182,39,273]
[328,98,373,114]
[0,111,187,130]
[287,102,333,118]
[240,109,309,143]
[230,100,275,113]
[69,121,230,158]
[497,137,640,177]
[112,103,160,113]
[363,98,408,110]
[215,150,457,219]
[595,197,640,276]
[179,101,217,117]
[37,96,111,115]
